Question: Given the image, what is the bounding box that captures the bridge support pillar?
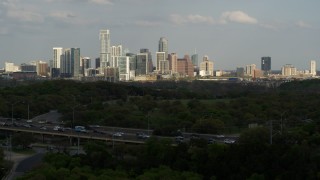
[77,137,80,155]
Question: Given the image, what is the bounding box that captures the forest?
[0,79,320,179]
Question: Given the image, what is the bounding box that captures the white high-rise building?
[156,52,166,71]
[310,60,316,76]
[53,47,63,68]
[158,37,168,59]
[245,64,256,77]
[5,62,20,72]
[99,29,111,69]
[281,64,297,76]
[111,45,123,56]
[199,55,214,76]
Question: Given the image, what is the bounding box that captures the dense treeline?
[1,79,320,135]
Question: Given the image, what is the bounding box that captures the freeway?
[0,125,146,144]
[0,117,239,145]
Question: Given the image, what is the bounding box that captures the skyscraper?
[99,29,111,69]
[158,37,168,59]
[191,53,198,67]
[61,48,80,78]
[53,47,63,68]
[199,55,214,76]
[261,57,271,72]
[310,60,316,76]
[168,53,178,73]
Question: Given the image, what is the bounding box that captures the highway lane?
[0,119,239,145]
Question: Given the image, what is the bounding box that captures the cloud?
[89,0,113,5]
[2,0,44,23]
[7,10,44,23]
[46,0,113,5]
[295,21,311,28]
[221,11,257,24]
[50,12,76,19]
[170,14,214,25]
[259,23,278,30]
[0,27,8,35]
[135,20,161,27]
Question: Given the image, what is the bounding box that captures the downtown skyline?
[0,0,319,70]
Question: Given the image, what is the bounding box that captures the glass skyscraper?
[158,37,168,59]
[261,57,271,71]
[99,29,111,69]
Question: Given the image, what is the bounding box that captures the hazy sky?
[0,0,319,70]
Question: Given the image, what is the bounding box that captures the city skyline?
[0,0,319,70]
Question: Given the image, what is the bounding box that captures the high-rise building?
[61,48,80,78]
[236,67,245,77]
[140,49,153,73]
[199,55,214,76]
[310,60,316,76]
[5,62,19,72]
[21,63,36,72]
[99,29,111,69]
[158,37,168,59]
[177,54,194,77]
[156,52,166,71]
[118,56,130,81]
[281,64,297,76]
[36,61,49,77]
[111,45,123,56]
[191,53,198,67]
[246,64,256,77]
[261,57,271,72]
[53,47,63,68]
[95,58,100,69]
[81,57,91,76]
[168,53,178,73]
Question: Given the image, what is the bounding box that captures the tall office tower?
[81,57,91,76]
[199,56,214,76]
[61,48,80,78]
[169,53,178,73]
[140,49,153,73]
[95,58,100,69]
[136,53,148,76]
[245,64,256,77]
[191,53,198,67]
[99,29,111,69]
[118,56,130,81]
[5,62,19,72]
[281,64,297,76]
[111,45,123,56]
[236,67,245,77]
[158,37,168,59]
[261,57,271,72]
[53,47,63,68]
[310,60,316,76]
[177,54,194,77]
[36,61,49,77]
[21,63,36,72]
[156,52,166,71]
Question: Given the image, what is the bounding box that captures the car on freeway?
[216,134,225,138]
[208,138,216,144]
[175,136,184,143]
[39,126,47,130]
[224,139,236,144]
[113,132,123,137]
[136,132,150,139]
[190,133,200,139]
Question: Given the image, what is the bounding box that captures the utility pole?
[270,120,273,145]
